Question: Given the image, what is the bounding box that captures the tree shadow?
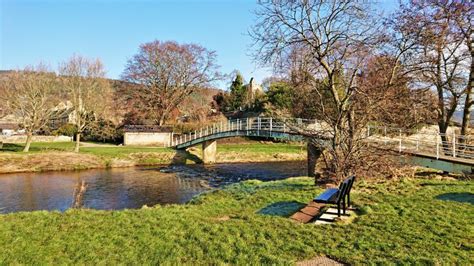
[420,182,462,187]
[0,143,23,152]
[435,193,474,205]
[257,201,306,217]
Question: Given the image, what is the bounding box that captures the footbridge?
[170,117,474,175]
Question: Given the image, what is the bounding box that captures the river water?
[0,161,306,213]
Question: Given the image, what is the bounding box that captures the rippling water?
[0,161,306,213]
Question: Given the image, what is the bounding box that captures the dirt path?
[297,257,344,266]
[79,142,118,148]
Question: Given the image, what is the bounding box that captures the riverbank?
[0,176,472,264]
[0,142,306,174]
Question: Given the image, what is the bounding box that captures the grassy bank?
[0,142,306,173]
[0,176,472,264]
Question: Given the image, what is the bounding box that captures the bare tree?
[252,0,384,180]
[121,40,221,126]
[393,0,470,149]
[0,65,60,152]
[59,55,112,152]
[357,55,438,130]
[451,1,473,138]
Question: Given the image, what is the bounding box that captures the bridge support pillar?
[202,140,217,164]
[307,142,322,178]
[172,149,188,165]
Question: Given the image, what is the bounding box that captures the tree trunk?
[75,132,81,153]
[438,122,450,154]
[460,85,472,137]
[460,40,474,139]
[159,116,165,126]
[23,132,33,152]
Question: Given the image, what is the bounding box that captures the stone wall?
[124,132,172,147]
[0,135,73,143]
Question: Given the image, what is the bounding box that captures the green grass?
[0,142,306,172]
[1,141,304,160]
[0,177,472,264]
[1,142,77,153]
[0,142,172,157]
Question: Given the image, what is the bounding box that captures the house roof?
[124,125,173,133]
[0,114,21,124]
[0,123,19,130]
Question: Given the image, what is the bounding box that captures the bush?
[53,123,77,137]
[83,119,123,144]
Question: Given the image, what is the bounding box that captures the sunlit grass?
[0,141,306,172]
[0,177,472,264]
[1,141,304,159]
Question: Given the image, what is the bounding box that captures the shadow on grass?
[435,193,474,205]
[257,201,306,217]
[420,182,463,187]
[0,143,23,152]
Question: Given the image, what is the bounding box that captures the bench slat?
[314,188,339,203]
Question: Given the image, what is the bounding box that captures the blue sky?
[0,0,398,89]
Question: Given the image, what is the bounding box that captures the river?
[0,161,306,213]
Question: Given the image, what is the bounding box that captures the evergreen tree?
[229,73,246,110]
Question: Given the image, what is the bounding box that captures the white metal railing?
[366,125,474,160]
[170,117,317,147]
[169,117,474,162]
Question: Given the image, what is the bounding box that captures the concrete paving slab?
[313,208,355,225]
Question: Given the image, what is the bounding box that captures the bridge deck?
[170,117,474,173]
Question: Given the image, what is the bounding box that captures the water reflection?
[0,161,306,213]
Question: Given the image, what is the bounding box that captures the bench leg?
[337,203,341,217]
[347,194,351,208]
[343,197,346,215]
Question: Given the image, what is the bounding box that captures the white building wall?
[124,132,172,147]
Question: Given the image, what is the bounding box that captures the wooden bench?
[313,175,355,217]
[290,201,326,223]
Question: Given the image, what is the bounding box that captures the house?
[123,125,173,146]
[243,77,264,101]
[49,108,76,130]
[0,114,22,136]
[48,101,76,130]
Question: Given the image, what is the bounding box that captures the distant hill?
[0,70,221,124]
